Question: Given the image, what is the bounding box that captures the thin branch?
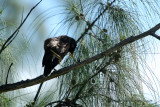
[21,7,24,23]
[0,0,42,54]
[4,30,20,49]
[44,101,63,107]
[0,23,160,94]
[76,0,116,43]
[5,63,13,84]
[150,33,160,40]
[64,58,107,99]
[79,0,83,13]
[32,82,44,106]
[72,65,107,102]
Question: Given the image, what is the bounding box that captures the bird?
[33,35,76,106]
[42,35,77,76]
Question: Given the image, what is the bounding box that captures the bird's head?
[69,38,77,58]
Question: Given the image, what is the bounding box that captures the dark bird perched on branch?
[32,35,76,106]
[42,35,77,76]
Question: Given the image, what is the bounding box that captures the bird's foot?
[58,58,62,64]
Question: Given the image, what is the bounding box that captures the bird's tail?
[42,51,53,77]
[42,50,59,76]
[43,66,52,77]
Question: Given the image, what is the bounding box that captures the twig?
[0,0,42,54]
[64,58,107,99]
[150,33,160,40]
[76,0,116,43]
[72,65,107,102]
[0,22,160,94]
[44,100,64,107]
[5,63,13,84]
[21,7,24,23]
[32,82,44,106]
[80,0,83,13]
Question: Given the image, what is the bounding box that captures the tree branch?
[32,82,44,106]
[0,23,160,94]
[150,33,160,40]
[0,0,42,54]
[5,63,13,84]
[76,0,116,43]
[72,65,107,102]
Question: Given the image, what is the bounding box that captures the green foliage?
[0,10,2,15]
[0,94,14,107]
[53,0,160,107]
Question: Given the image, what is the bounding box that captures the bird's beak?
[71,53,74,58]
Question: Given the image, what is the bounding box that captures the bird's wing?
[43,38,59,66]
[42,51,58,76]
[42,51,56,67]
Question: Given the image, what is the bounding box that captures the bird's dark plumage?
[42,35,76,76]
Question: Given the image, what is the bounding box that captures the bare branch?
[0,23,160,94]
[32,82,44,106]
[150,33,160,40]
[5,63,13,84]
[45,101,63,107]
[0,0,42,54]
[76,1,116,43]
